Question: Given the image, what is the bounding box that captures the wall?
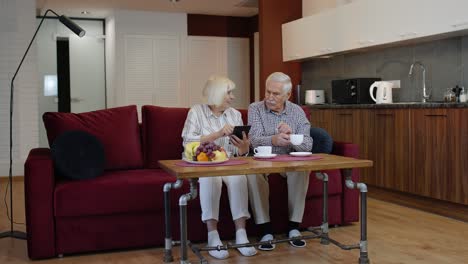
[0,0,38,176]
[258,0,301,101]
[301,36,468,104]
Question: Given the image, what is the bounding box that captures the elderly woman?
[181,76,257,259]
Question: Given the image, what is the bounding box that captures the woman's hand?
[218,124,234,138]
[230,131,250,156]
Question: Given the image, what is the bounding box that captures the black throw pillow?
[310,127,334,154]
[51,130,105,180]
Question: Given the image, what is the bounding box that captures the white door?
[124,34,183,119]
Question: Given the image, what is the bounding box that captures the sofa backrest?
[141,105,190,168]
[141,105,248,169]
[43,105,144,170]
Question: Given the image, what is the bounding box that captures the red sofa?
[24,105,360,259]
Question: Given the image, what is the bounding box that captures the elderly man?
[247,72,312,251]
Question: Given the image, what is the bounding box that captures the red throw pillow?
[43,105,143,170]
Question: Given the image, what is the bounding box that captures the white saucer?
[289,152,313,157]
[254,153,277,159]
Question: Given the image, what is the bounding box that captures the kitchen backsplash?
[301,35,468,104]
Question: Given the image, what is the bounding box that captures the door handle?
[71,97,84,103]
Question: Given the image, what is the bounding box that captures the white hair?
[202,75,236,106]
[266,72,292,94]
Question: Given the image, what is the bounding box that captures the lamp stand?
[1,9,85,240]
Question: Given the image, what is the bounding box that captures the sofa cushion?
[141,106,190,168]
[51,130,105,180]
[54,169,201,217]
[43,105,143,170]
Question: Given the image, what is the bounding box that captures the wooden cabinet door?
[451,109,468,205]
[330,109,360,143]
[371,109,411,191]
[410,109,452,200]
[310,109,333,132]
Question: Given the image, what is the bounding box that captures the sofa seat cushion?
[43,105,143,170]
[54,169,200,217]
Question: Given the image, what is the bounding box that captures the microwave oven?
[331,78,381,104]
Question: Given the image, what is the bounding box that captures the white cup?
[290,134,304,145]
[254,146,272,155]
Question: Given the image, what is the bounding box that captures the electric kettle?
[369,81,393,104]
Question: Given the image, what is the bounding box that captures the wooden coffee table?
[159,154,373,264]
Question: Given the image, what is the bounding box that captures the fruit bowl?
[184,141,228,162]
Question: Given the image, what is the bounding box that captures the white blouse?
[181,104,243,156]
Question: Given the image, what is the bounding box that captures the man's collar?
[263,100,290,115]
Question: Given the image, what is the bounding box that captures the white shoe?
[258,234,276,251]
[235,229,257,257]
[207,230,229,259]
[288,229,306,248]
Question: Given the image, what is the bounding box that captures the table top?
[158,154,373,179]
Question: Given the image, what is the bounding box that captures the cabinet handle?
[399,32,418,38]
[452,21,468,28]
[424,114,447,117]
[376,113,395,116]
[338,113,353,116]
[358,40,374,45]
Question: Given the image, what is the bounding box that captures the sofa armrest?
[24,148,56,259]
[331,141,360,223]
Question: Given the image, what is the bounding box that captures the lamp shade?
[59,15,86,37]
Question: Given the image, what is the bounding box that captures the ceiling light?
[81,11,90,15]
[170,0,180,2]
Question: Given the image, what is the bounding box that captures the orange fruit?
[197,152,209,161]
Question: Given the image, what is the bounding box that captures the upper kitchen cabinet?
[283,0,468,61]
[282,9,341,61]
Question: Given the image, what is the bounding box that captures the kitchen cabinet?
[370,109,411,191]
[282,10,340,61]
[283,0,468,61]
[309,107,468,205]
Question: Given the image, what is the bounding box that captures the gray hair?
[266,72,292,94]
[203,75,236,106]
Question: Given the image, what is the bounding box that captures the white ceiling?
[36,0,259,18]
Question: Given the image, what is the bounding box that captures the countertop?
[306,102,468,109]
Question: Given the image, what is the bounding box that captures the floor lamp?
[0,9,85,240]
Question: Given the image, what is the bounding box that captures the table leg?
[179,178,198,264]
[342,169,370,264]
[163,179,183,263]
[316,172,329,245]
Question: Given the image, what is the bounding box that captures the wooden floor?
[1,178,468,264]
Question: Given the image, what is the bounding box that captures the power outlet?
[386,80,401,88]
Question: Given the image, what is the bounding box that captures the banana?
[184,142,200,160]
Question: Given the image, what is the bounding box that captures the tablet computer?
[232,125,251,139]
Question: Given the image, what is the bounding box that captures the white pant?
[199,175,251,222]
[247,171,310,224]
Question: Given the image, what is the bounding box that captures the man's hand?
[272,133,290,146]
[277,122,292,134]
